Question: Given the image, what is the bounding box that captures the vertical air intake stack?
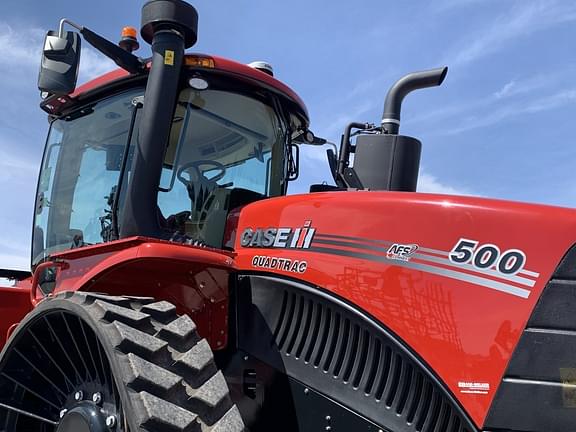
[120,0,198,238]
[341,67,447,192]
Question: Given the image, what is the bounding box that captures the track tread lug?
[136,391,199,432]
[159,315,197,341]
[211,406,245,432]
[111,321,167,355]
[189,371,228,409]
[94,300,151,325]
[84,293,135,305]
[175,339,214,374]
[124,353,182,394]
[141,301,178,320]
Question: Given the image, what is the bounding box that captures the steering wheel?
[176,160,226,188]
[176,160,229,232]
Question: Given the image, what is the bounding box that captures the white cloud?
[434,0,509,12]
[444,88,576,135]
[494,80,516,99]
[418,171,474,196]
[0,21,116,87]
[445,1,576,68]
[0,23,44,68]
[78,44,116,84]
[407,68,576,135]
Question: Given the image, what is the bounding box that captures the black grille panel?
[238,275,475,432]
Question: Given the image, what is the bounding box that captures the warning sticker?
[457,381,490,395]
[164,50,175,66]
[560,368,576,407]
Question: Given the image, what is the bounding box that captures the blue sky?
[1,0,576,270]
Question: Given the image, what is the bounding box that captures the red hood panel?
[234,191,576,427]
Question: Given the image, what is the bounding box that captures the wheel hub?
[57,403,107,432]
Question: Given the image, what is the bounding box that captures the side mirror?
[38,30,81,95]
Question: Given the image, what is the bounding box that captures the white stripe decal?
[313,234,540,279]
[305,246,531,299]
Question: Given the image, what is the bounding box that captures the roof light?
[119,26,139,53]
[122,26,138,39]
[189,76,209,90]
[248,61,274,77]
[185,56,215,68]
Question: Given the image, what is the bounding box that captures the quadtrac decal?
[251,256,308,274]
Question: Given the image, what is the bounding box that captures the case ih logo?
[240,221,316,249]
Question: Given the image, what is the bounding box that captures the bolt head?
[105,415,116,428]
[74,391,83,401]
[92,392,102,405]
[59,409,67,419]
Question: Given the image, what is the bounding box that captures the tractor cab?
[31,0,449,269]
[33,52,308,266]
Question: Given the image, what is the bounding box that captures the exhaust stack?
[381,67,447,135]
[341,67,448,192]
[120,0,198,239]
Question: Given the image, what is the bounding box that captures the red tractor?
[0,1,572,431]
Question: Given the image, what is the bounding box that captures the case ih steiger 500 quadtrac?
[0,1,573,431]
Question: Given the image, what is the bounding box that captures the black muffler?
[349,67,447,192]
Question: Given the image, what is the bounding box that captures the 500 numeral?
[449,239,526,275]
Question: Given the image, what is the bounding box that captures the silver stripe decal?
[411,253,536,287]
[304,246,531,299]
[381,118,401,125]
[520,269,540,278]
[503,378,572,388]
[314,234,540,278]
[313,239,536,287]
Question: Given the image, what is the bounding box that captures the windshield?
[32,89,143,266]
[32,83,288,264]
[157,87,286,247]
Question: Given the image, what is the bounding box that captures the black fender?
[229,273,476,432]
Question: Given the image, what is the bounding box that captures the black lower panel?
[485,254,576,431]
[288,376,384,431]
[231,274,475,432]
[487,379,576,431]
[223,351,384,432]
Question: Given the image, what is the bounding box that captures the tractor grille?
[238,275,475,432]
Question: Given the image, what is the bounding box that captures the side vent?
[238,275,475,432]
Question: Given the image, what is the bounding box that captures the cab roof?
[41,53,309,129]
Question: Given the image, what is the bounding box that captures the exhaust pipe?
[381,67,448,134]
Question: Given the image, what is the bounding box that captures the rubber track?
[57,292,244,432]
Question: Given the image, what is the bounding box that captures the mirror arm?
[59,18,145,74]
[58,18,82,37]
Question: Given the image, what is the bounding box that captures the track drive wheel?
[0,292,244,432]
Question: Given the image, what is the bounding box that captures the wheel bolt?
[92,392,102,405]
[59,409,67,419]
[74,391,83,401]
[105,415,116,428]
